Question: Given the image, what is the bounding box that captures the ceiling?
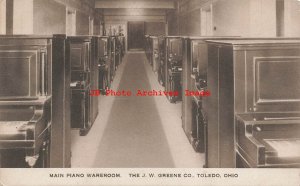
[95,0,177,9]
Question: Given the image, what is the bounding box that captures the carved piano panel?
[0,51,38,98]
[246,55,300,112]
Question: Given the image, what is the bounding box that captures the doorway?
[127,21,145,50]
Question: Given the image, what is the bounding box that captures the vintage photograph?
[0,0,299,185]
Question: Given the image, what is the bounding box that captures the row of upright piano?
[0,34,125,168]
[145,35,300,168]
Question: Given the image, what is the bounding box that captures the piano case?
[204,39,300,168]
[68,36,94,136]
[164,37,183,103]
[97,36,110,94]
[0,35,70,168]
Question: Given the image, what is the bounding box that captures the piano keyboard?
[265,139,300,157]
[0,121,27,134]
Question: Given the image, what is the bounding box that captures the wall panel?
[33,0,66,35]
[173,0,278,37]
[145,22,165,35]
[76,11,90,35]
[167,10,178,36]
[284,0,300,37]
[13,0,33,34]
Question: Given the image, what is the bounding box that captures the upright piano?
[182,36,238,154]
[97,36,111,93]
[67,36,94,136]
[149,36,159,72]
[181,37,208,153]
[109,36,116,81]
[120,36,126,60]
[0,35,71,168]
[164,36,184,103]
[114,36,121,70]
[117,35,125,64]
[144,35,151,63]
[90,36,99,124]
[157,36,166,86]
[203,39,300,168]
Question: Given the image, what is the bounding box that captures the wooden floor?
[71,52,204,168]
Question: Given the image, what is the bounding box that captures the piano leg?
[168,75,176,103]
[79,90,92,136]
[35,135,51,168]
[39,133,51,168]
[104,69,110,93]
[25,154,39,167]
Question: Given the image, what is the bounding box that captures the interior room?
[0,0,300,169]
